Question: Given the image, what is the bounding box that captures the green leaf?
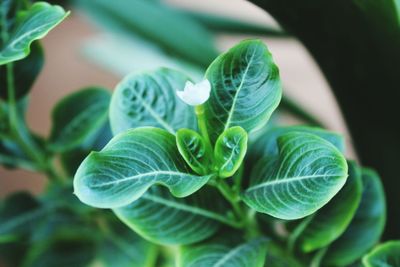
[60,122,112,177]
[97,217,158,267]
[0,42,44,100]
[109,68,196,135]
[49,87,111,152]
[322,168,386,266]
[114,186,232,245]
[250,125,345,160]
[362,241,400,267]
[74,127,213,209]
[176,128,211,175]
[264,242,303,267]
[0,2,69,65]
[214,126,248,178]
[77,0,218,67]
[204,39,282,143]
[21,233,97,267]
[291,160,363,252]
[178,235,268,267]
[0,192,49,240]
[242,132,348,220]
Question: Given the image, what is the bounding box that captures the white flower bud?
[176,79,211,106]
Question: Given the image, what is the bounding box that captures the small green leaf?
[322,168,386,266]
[292,160,363,252]
[214,126,248,178]
[0,2,69,65]
[114,187,230,245]
[74,127,213,209]
[179,235,268,267]
[0,42,44,100]
[204,39,282,143]
[242,132,348,220]
[49,87,111,152]
[176,128,211,175]
[362,241,400,267]
[109,68,196,135]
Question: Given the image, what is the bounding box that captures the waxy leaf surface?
[214,126,248,178]
[114,187,229,245]
[204,39,281,143]
[242,132,348,220]
[109,68,196,135]
[0,2,68,65]
[74,127,212,208]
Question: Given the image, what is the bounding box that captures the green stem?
[216,179,246,224]
[195,105,214,158]
[5,63,64,183]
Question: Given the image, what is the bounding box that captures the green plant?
[1,1,399,267]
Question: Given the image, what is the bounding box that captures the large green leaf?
[49,87,111,152]
[74,127,213,209]
[250,125,345,160]
[242,132,348,220]
[291,160,363,252]
[76,0,218,68]
[214,126,248,178]
[204,39,282,143]
[176,128,211,176]
[322,168,386,266]
[0,2,69,65]
[0,42,44,100]
[114,187,231,245]
[109,68,196,135]
[362,241,400,267]
[178,235,268,267]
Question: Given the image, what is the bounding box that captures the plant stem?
[195,105,214,158]
[5,63,64,183]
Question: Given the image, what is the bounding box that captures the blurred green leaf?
[109,68,196,135]
[76,0,218,68]
[0,192,49,240]
[362,240,400,267]
[49,87,111,152]
[114,187,231,245]
[242,132,347,220]
[204,39,282,143]
[73,127,213,209]
[322,168,386,266]
[0,2,68,65]
[183,10,287,37]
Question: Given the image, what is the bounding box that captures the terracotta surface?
[0,1,354,198]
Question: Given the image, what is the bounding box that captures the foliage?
[1,1,399,267]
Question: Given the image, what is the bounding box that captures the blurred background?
[0,0,353,198]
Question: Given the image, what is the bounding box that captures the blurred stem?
[6,63,64,183]
[195,104,214,159]
[310,247,328,267]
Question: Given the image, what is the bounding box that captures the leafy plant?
[1,1,399,267]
